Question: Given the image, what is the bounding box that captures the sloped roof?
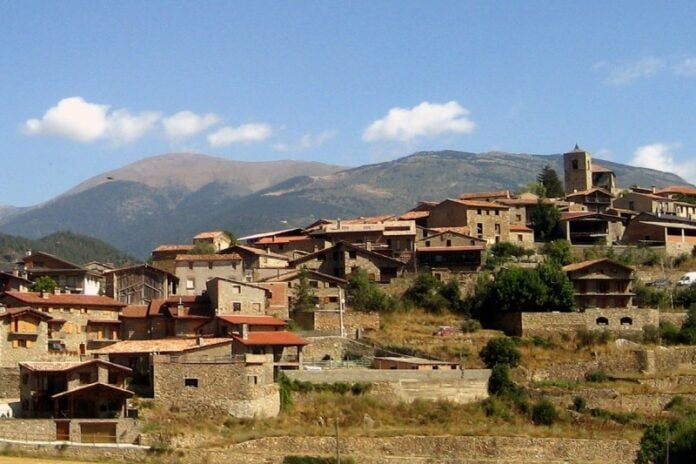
[193,231,228,239]
[444,199,509,209]
[510,224,533,232]
[24,251,82,270]
[121,305,149,318]
[2,291,126,308]
[102,263,177,279]
[0,306,53,320]
[562,258,634,273]
[459,190,512,200]
[591,164,614,173]
[20,359,131,373]
[656,185,696,196]
[152,244,194,252]
[232,331,308,346]
[175,253,242,261]
[290,241,406,267]
[91,337,233,354]
[424,226,471,235]
[419,229,485,243]
[221,244,289,261]
[51,382,133,399]
[565,187,613,198]
[417,246,485,253]
[398,210,431,220]
[255,235,311,245]
[259,269,348,285]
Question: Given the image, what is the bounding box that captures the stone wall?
[0,367,19,398]
[495,308,659,337]
[659,311,688,328]
[295,310,380,337]
[0,418,139,444]
[286,369,490,405]
[153,355,279,418]
[302,336,375,363]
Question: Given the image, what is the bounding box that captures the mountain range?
[0,151,690,259]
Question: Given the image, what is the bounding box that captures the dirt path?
[0,458,98,464]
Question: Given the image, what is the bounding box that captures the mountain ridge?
[0,150,691,258]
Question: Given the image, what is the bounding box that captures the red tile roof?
[562,258,634,273]
[459,190,511,200]
[399,210,431,220]
[591,164,614,173]
[217,315,287,326]
[121,305,149,318]
[2,291,125,308]
[152,244,193,252]
[175,253,242,261]
[417,246,485,253]
[0,306,53,320]
[255,235,311,245]
[656,185,696,196]
[510,224,533,232]
[92,337,233,354]
[194,231,228,239]
[425,226,471,235]
[232,331,308,346]
[446,199,509,209]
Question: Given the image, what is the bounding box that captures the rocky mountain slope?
[0,150,690,258]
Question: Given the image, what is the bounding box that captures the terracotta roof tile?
[193,231,228,239]
[92,337,233,354]
[152,244,194,252]
[459,190,511,200]
[2,291,125,308]
[399,211,431,220]
[446,199,509,209]
[175,253,242,261]
[20,359,131,373]
[121,305,149,318]
[255,235,311,245]
[656,185,696,196]
[510,224,533,232]
[417,246,485,252]
[562,258,634,273]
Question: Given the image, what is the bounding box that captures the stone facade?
[174,254,244,296]
[495,308,659,337]
[427,199,511,245]
[563,258,634,309]
[294,310,380,338]
[0,367,19,398]
[152,354,279,418]
[0,417,139,444]
[564,146,593,194]
[206,278,269,315]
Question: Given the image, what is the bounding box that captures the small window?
[328,282,338,288]
[233,285,241,294]
[572,159,579,169]
[348,251,357,259]
[620,317,633,326]
[494,224,501,234]
[477,209,482,215]
[208,262,213,270]
[309,280,319,288]
[247,375,258,385]
[184,378,198,388]
[233,302,242,312]
[425,241,431,247]
[186,279,195,290]
[446,240,452,247]
[188,262,194,270]
[495,210,500,216]
[516,214,522,222]
[517,234,523,242]
[596,317,609,326]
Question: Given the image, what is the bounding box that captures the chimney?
[652,185,657,194]
[40,291,49,299]
[196,335,203,346]
[241,323,249,340]
[53,287,61,295]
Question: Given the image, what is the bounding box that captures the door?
[56,420,70,441]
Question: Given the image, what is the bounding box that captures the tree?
[31,276,57,293]
[542,239,574,266]
[536,165,564,198]
[347,268,395,312]
[188,242,216,255]
[488,267,548,312]
[404,271,449,313]
[480,337,521,368]
[537,262,575,312]
[530,201,562,242]
[291,268,316,313]
[531,398,559,426]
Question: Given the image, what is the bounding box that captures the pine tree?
[536,165,564,198]
[291,268,316,313]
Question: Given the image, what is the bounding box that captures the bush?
[347,268,396,312]
[487,364,517,396]
[531,398,559,426]
[480,337,521,368]
[542,239,574,265]
[642,324,661,344]
[584,369,609,383]
[660,322,682,345]
[461,319,482,333]
[576,329,612,347]
[571,396,587,413]
[481,397,511,419]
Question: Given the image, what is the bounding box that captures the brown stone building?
[565,188,614,213]
[622,212,696,256]
[290,241,405,283]
[192,231,234,252]
[562,258,634,310]
[20,251,102,295]
[559,211,625,245]
[260,269,348,313]
[103,264,178,305]
[206,278,270,315]
[219,244,290,282]
[151,244,194,274]
[174,253,244,295]
[426,199,511,245]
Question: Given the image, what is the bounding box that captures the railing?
[167,353,247,364]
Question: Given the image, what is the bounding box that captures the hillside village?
[1,145,696,462]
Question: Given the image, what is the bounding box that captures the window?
[495,210,500,216]
[494,224,501,234]
[425,241,431,247]
[620,317,633,326]
[477,209,482,215]
[596,317,609,326]
[517,234,523,242]
[516,214,522,222]
[79,372,91,385]
[309,280,319,288]
[208,262,213,270]
[476,223,483,238]
[348,251,357,259]
[328,282,338,288]
[233,302,242,312]
[333,252,340,260]
[572,159,579,169]
[188,262,194,270]
[233,285,241,294]
[186,279,195,290]
[628,201,635,210]
[247,375,258,385]
[446,240,452,247]
[184,378,198,388]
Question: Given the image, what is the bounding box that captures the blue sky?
[2,1,696,206]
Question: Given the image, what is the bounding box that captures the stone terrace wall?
[295,310,380,338]
[286,369,490,404]
[659,311,688,328]
[302,336,375,362]
[0,367,19,398]
[0,418,139,444]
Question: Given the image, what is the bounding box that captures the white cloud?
[629,143,696,183]
[208,123,272,147]
[24,96,161,144]
[106,109,161,144]
[24,97,109,142]
[274,130,337,152]
[162,111,219,139]
[596,57,664,86]
[594,147,614,161]
[362,101,475,143]
[673,57,696,77]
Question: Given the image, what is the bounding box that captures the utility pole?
[335,415,341,463]
[339,287,345,338]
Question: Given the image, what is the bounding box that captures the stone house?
[0,271,33,293]
[219,244,290,282]
[614,191,679,216]
[510,224,535,247]
[230,330,308,377]
[260,269,348,313]
[192,231,234,252]
[622,212,696,256]
[150,244,194,274]
[564,188,614,213]
[152,351,279,418]
[103,264,178,305]
[290,241,405,283]
[215,314,288,337]
[18,359,132,419]
[399,201,437,228]
[174,253,244,295]
[426,199,511,245]
[255,281,290,319]
[559,211,625,245]
[308,217,417,263]
[415,230,486,277]
[562,258,634,310]
[0,291,126,358]
[563,145,616,195]
[205,278,270,315]
[20,251,102,295]
[0,307,55,367]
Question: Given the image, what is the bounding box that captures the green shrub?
[480,337,521,368]
[660,322,682,345]
[461,319,482,333]
[642,324,661,344]
[589,408,640,424]
[571,396,587,413]
[584,369,609,383]
[481,397,510,419]
[487,364,516,396]
[531,398,559,426]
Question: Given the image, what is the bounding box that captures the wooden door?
[56,420,70,441]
